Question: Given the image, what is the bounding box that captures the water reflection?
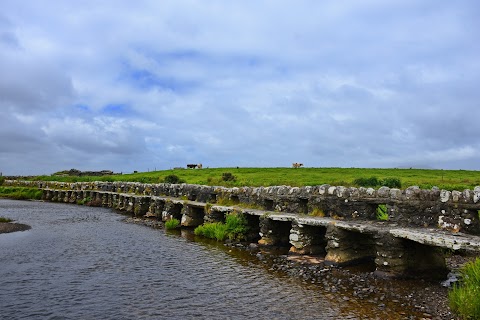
[0,199,442,319]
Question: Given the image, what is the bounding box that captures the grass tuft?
[309,207,325,217]
[165,218,180,230]
[0,216,13,223]
[194,213,248,241]
[448,258,480,319]
[376,204,389,221]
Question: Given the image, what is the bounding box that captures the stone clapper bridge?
[9,180,480,279]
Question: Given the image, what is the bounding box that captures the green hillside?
[27,167,480,191]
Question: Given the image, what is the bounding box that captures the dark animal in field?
[292,163,304,168]
[186,163,203,169]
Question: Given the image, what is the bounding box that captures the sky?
[1,1,479,175]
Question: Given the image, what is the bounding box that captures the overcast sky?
[1,1,479,175]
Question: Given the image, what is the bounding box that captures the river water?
[0,199,444,319]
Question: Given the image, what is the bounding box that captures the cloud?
[1,0,480,175]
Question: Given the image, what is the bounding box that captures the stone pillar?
[51,190,59,202]
[204,206,231,223]
[289,221,327,255]
[181,204,205,227]
[125,196,134,213]
[162,201,183,222]
[145,198,159,218]
[43,190,52,201]
[258,217,291,246]
[133,196,150,217]
[325,225,375,265]
[374,234,448,279]
[65,191,72,203]
[95,192,103,205]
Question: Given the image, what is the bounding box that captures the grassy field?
[22,167,480,191]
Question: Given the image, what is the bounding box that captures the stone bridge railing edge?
[4,180,480,235]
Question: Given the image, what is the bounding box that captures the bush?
[449,258,480,319]
[195,222,226,240]
[381,177,402,188]
[0,176,4,185]
[353,176,379,187]
[163,174,185,184]
[222,172,236,182]
[194,213,248,241]
[225,213,248,241]
[353,176,402,189]
[0,216,13,223]
[165,218,180,230]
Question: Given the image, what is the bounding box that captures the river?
[0,199,449,319]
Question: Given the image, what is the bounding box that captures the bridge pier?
[133,196,150,217]
[204,206,231,223]
[146,198,165,219]
[324,225,376,265]
[181,204,205,227]
[162,201,183,222]
[374,235,448,279]
[258,217,291,246]
[289,221,327,255]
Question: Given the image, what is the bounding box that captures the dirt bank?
[0,222,31,234]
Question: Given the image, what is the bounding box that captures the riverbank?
[0,222,31,233]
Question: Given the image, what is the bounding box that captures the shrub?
[222,172,236,182]
[353,176,402,189]
[449,258,480,319]
[163,174,185,184]
[353,176,379,187]
[194,213,248,241]
[225,213,248,241]
[376,204,389,221]
[381,177,402,188]
[195,222,224,240]
[165,218,180,230]
[0,176,4,185]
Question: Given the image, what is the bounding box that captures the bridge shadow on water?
[154,225,455,319]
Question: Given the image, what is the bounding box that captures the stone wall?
[6,180,480,235]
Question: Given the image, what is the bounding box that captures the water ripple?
[1,199,342,319]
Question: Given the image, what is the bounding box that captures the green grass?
[23,167,480,190]
[194,213,248,241]
[165,218,180,230]
[376,204,389,221]
[0,187,43,200]
[448,258,480,319]
[0,216,13,223]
